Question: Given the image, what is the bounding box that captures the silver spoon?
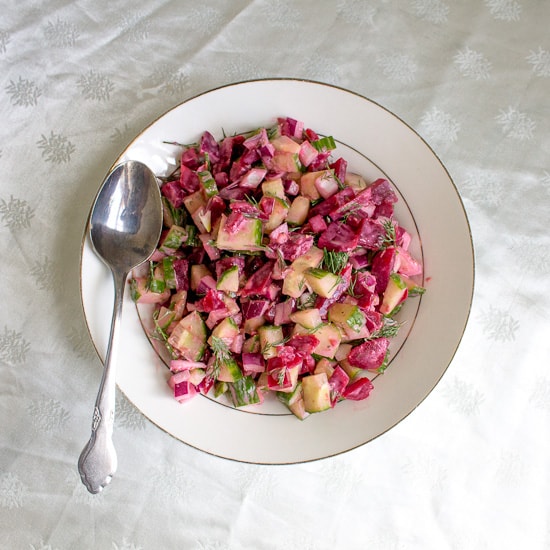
[78,160,163,494]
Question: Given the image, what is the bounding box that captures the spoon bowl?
[78,160,163,493]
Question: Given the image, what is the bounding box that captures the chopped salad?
[130,117,425,419]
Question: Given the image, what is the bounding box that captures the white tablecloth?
[2,1,549,549]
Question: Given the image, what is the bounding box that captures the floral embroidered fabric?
[1,1,549,549]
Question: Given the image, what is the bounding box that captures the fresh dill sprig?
[347,275,358,298]
[244,194,260,208]
[262,335,291,355]
[370,318,402,339]
[321,248,349,274]
[380,219,397,249]
[297,292,317,310]
[209,336,232,380]
[150,310,179,359]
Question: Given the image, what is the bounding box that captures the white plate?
[80,79,474,464]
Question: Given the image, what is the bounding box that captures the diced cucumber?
[130,276,170,304]
[229,376,260,407]
[261,178,286,199]
[282,246,324,298]
[258,325,284,359]
[190,264,212,291]
[243,316,266,334]
[277,382,303,406]
[216,265,240,293]
[328,303,366,333]
[290,245,324,272]
[162,257,177,289]
[217,357,243,382]
[380,272,408,315]
[277,382,309,420]
[314,358,335,378]
[183,189,207,215]
[289,397,309,420]
[304,268,341,298]
[335,343,352,362]
[302,373,331,413]
[294,322,342,359]
[183,190,209,233]
[264,197,289,233]
[197,208,212,233]
[149,265,166,294]
[300,170,333,200]
[242,334,261,353]
[271,151,301,173]
[214,380,228,397]
[290,308,322,330]
[179,310,206,339]
[271,135,302,154]
[159,224,187,254]
[286,196,310,226]
[198,170,218,198]
[335,344,362,379]
[344,172,368,192]
[281,268,307,299]
[269,364,301,393]
[210,316,240,342]
[216,214,263,252]
[155,306,176,330]
[167,311,207,362]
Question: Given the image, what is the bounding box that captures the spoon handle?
[78,269,127,493]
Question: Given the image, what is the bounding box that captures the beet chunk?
[317,222,359,252]
[371,247,396,294]
[347,338,390,371]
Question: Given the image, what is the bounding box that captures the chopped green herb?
[380,219,397,249]
[209,336,233,380]
[408,285,426,297]
[370,318,402,339]
[321,248,349,274]
[376,349,391,374]
[312,135,336,151]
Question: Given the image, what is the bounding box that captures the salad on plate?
[130,116,425,420]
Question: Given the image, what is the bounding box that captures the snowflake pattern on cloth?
[495,106,535,141]
[0,196,35,229]
[43,17,79,47]
[526,47,550,77]
[478,305,520,342]
[454,47,492,80]
[5,77,42,107]
[376,52,418,82]
[419,106,461,143]
[461,168,504,208]
[0,29,10,53]
[118,13,151,42]
[147,63,190,96]
[27,398,70,433]
[30,257,57,291]
[37,132,76,163]
[440,378,485,415]
[484,0,522,22]
[0,472,27,509]
[0,326,30,364]
[337,0,377,27]
[411,0,450,24]
[77,70,115,101]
